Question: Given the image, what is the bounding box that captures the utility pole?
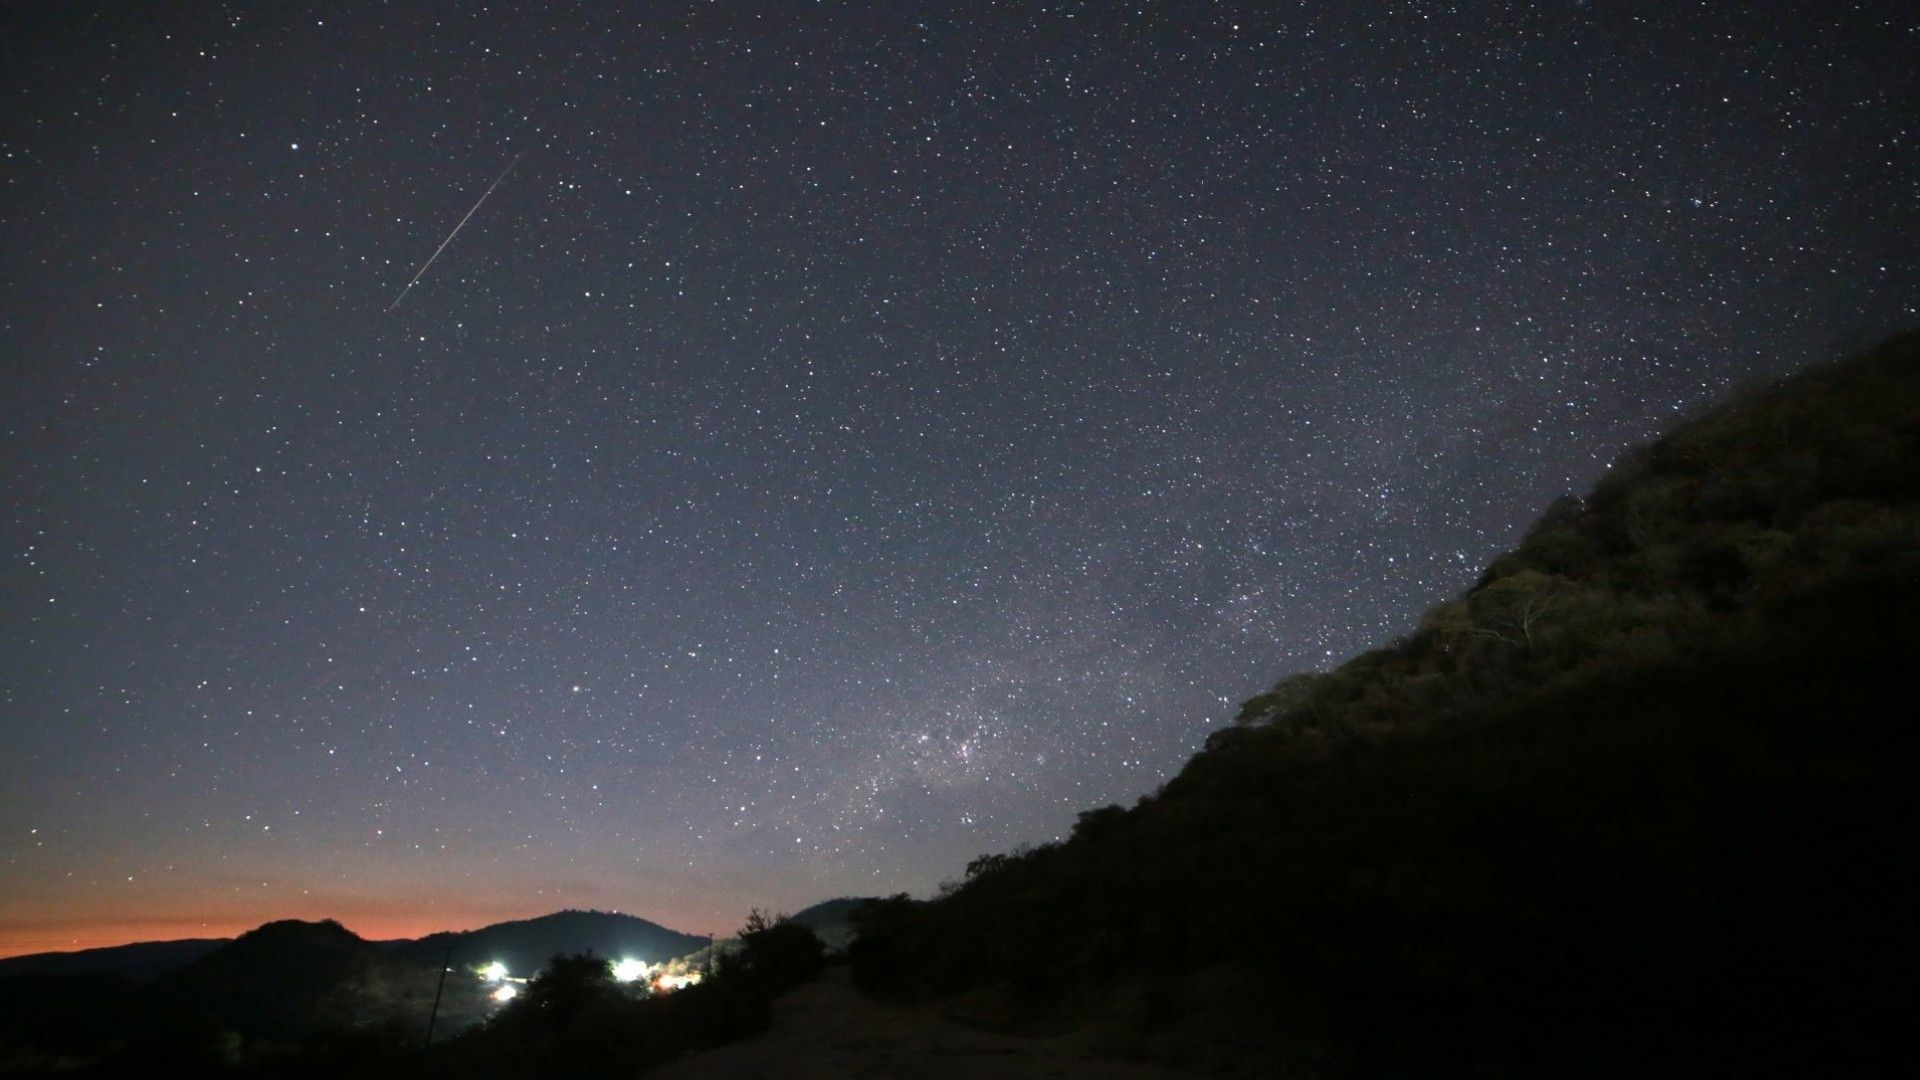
[423,939,455,1048]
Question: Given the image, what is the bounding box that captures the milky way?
[2,2,1914,952]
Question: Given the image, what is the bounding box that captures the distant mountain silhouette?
[133,919,441,1044]
[786,897,876,951]
[0,936,225,983]
[0,907,710,1000]
[0,923,440,1064]
[387,908,708,979]
[0,909,714,1065]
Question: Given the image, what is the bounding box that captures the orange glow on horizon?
[0,896,733,961]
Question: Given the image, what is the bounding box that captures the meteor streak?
[388,153,522,312]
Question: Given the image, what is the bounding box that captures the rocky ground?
[648,966,1190,1079]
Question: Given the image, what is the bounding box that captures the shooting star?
[388,152,522,312]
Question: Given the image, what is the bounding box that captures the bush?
[734,911,825,992]
[847,332,1920,1076]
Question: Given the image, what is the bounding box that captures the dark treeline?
[0,913,824,1079]
[421,912,823,1080]
[849,332,1920,1076]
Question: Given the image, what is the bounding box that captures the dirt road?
[647,967,1187,1079]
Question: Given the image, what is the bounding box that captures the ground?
[648,967,1190,1079]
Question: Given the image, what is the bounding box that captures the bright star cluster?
[0,2,1913,954]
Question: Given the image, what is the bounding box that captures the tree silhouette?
[513,952,621,1034]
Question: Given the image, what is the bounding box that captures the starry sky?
[2,1,1914,956]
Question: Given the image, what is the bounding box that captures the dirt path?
[647,967,1186,1079]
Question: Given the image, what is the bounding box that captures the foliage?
[423,914,825,1078]
[510,952,627,1034]
[732,909,827,992]
[3,914,829,1078]
[849,332,1920,1076]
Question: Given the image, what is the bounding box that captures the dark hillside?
[0,972,137,1065]
[0,938,225,984]
[389,909,708,978]
[850,333,1920,1076]
[0,911,711,1071]
[787,898,876,951]
[131,919,441,1046]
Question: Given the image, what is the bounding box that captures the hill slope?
[133,919,449,1045]
[0,937,225,983]
[849,333,1920,1076]
[787,898,877,952]
[388,909,708,979]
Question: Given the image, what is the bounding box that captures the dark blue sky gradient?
[2,1,1913,952]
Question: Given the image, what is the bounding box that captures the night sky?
[2,2,1914,955]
